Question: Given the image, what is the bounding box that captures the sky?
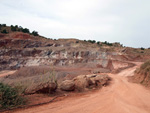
[0,0,150,48]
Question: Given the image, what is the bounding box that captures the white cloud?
[0,0,150,48]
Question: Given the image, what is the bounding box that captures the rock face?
[0,48,132,72]
[60,80,75,91]
[0,32,138,72]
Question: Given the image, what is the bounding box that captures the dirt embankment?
[3,62,150,113]
[131,60,150,87]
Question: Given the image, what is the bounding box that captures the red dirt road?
[11,63,150,113]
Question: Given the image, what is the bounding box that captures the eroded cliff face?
[0,32,148,72]
[0,47,130,72]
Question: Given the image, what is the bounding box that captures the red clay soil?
[5,62,150,113]
[10,33,32,40]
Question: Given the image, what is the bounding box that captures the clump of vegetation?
[97,41,100,45]
[0,24,39,36]
[49,68,57,84]
[0,24,6,27]
[0,82,26,110]
[102,41,113,46]
[141,47,145,50]
[10,25,18,31]
[0,24,8,34]
[139,60,150,75]
[10,25,30,34]
[31,31,39,36]
[83,40,123,47]
[83,40,97,44]
[88,40,96,44]
[1,29,8,34]
[76,40,79,43]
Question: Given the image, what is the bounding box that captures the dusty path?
[0,70,16,77]
[12,63,150,113]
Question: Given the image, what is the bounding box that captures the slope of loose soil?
[5,62,150,113]
[131,60,150,87]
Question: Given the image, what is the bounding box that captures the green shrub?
[32,31,39,36]
[76,40,79,43]
[102,41,113,46]
[2,24,6,27]
[97,41,100,45]
[0,82,26,110]
[18,26,23,32]
[1,29,8,34]
[87,40,96,44]
[141,47,145,50]
[22,28,30,33]
[11,25,17,31]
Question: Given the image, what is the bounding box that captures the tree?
[2,24,6,27]
[32,31,39,36]
[22,28,30,33]
[92,40,96,43]
[76,40,79,43]
[97,41,100,45]
[1,29,8,34]
[107,43,113,46]
[102,41,112,46]
[18,26,23,32]
[11,25,17,31]
[88,40,96,44]
[15,25,18,28]
[141,47,145,50]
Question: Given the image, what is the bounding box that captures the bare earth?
[0,70,16,77]
[7,63,150,113]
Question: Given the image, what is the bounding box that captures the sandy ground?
[0,70,16,77]
[5,62,150,113]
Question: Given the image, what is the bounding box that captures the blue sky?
[0,0,150,48]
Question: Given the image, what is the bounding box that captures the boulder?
[73,75,92,91]
[60,80,75,91]
[95,75,109,85]
[86,74,109,86]
[25,82,57,94]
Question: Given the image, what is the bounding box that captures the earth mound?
[131,60,150,87]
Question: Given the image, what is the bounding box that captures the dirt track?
[0,70,16,77]
[10,63,150,113]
